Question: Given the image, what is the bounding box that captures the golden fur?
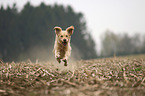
[53,26,74,66]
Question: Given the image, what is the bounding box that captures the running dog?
[53,26,74,66]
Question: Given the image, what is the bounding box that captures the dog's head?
[54,26,74,46]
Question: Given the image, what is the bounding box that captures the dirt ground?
[0,54,145,96]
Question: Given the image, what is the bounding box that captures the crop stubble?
[0,55,145,96]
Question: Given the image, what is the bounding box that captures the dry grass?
[0,54,145,96]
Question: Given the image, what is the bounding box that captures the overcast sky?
[1,0,145,52]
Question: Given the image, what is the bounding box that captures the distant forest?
[101,30,145,57]
[0,2,145,62]
[0,2,97,62]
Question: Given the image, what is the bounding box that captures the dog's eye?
[60,35,63,37]
[66,35,68,37]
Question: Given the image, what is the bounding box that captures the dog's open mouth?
[62,41,67,46]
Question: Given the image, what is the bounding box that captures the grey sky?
[1,0,145,52]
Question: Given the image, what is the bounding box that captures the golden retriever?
[53,26,74,66]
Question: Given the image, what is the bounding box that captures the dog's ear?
[66,26,74,35]
[54,26,62,35]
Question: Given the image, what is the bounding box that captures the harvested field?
[0,54,145,96]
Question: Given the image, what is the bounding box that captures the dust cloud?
[19,45,83,72]
[47,45,83,72]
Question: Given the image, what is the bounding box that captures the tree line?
[101,30,145,57]
[0,2,97,62]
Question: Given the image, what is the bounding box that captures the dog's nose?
[63,39,66,42]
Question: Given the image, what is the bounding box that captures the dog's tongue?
[62,42,67,46]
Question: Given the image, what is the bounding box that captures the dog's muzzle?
[62,39,67,46]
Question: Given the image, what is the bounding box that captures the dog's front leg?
[62,51,70,66]
[55,51,61,63]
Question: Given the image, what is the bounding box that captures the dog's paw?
[56,57,61,63]
[64,63,67,66]
[63,59,67,66]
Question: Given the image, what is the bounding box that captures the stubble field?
[0,54,145,96]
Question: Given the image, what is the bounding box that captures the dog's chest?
[59,48,66,58]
